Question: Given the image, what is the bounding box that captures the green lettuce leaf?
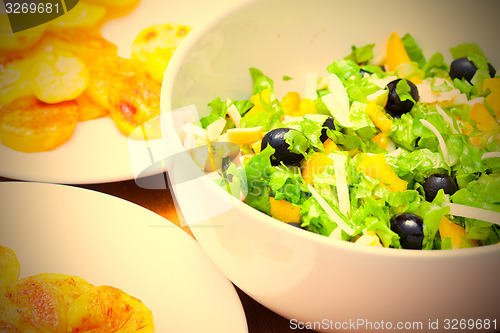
[422,52,449,78]
[249,67,274,95]
[449,43,485,59]
[402,33,426,68]
[344,43,375,64]
[451,173,500,211]
[200,97,228,129]
[241,145,276,215]
[300,196,337,236]
[416,190,450,250]
[284,114,328,151]
[326,59,361,81]
[353,197,401,248]
[269,166,307,204]
[240,99,284,130]
[395,79,417,103]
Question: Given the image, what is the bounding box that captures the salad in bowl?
[178,32,500,250]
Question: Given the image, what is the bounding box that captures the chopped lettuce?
[402,33,426,68]
[422,52,449,78]
[200,97,229,129]
[395,79,417,103]
[416,191,450,250]
[449,43,486,59]
[285,114,328,151]
[326,59,361,81]
[451,174,500,244]
[300,196,337,236]
[249,67,274,96]
[344,43,375,64]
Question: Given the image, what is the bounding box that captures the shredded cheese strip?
[435,105,458,134]
[321,94,352,127]
[482,152,500,159]
[326,73,350,116]
[447,203,500,226]
[420,119,450,166]
[307,184,355,235]
[331,152,350,217]
[226,104,241,128]
[206,117,226,141]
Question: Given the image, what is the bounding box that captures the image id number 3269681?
[5,1,60,14]
[441,318,497,330]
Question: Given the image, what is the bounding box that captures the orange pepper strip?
[365,101,392,133]
[358,154,407,192]
[385,32,411,72]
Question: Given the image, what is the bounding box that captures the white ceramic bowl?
[161,0,500,331]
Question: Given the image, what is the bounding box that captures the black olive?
[390,213,424,250]
[423,174,458,202]
[261,128,304,166]
[385,79,419,118]
[449,57,496,83]
[320,117,335,142]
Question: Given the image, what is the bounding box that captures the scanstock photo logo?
[3,0,79,32]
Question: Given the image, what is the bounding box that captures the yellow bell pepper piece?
[483,78,500,117]
[372,132,393,151]
[251,140,262,154]
[385,32,411,72]
[323,138,341,154]
[365,101,392,133]
[281,92,317,117]
[226,126,263,145]
[358,153,407,192]
[246,88,272,116]
[439,216,477,249]
[269,197,301,223]
[281,91,301,116]
[302,153,333,185]
[298,98,317,115]
[470,102,498,132]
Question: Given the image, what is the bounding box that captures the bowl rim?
[161,0,500,258]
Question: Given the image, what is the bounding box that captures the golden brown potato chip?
[132,23,191,83]
[2,275,67,333]
[67,285,154,332]
[0,96,79,153]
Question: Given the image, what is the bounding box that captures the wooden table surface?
[0,174,316,333]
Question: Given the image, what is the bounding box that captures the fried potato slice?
[1,275,67,333]
[0,245,20,290]
[67,285,154,333]
[86,55,161,137]
[107,76,161,138]
[0,295,24,333]
[37,28,118,65]
[0,56,36,106]
[85,55,141,110]
[132,23,191,83]
[31,50,89,104]
[49,2,106,30]
[75,91,109,122]
[34,273,95,306]
[0,96,79,153]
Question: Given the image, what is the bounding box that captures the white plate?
[0,182,248,333]
[0,0,243,184]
